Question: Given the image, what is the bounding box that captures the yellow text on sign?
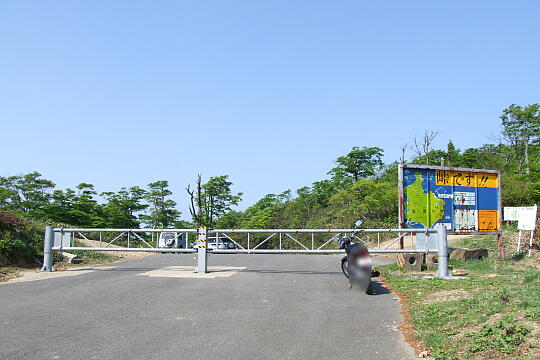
[435,171,498,188]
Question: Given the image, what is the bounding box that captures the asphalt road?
[0,254,415,360]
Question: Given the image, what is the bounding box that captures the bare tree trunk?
[196,175,203,227]
[423,130,439,165]
[412,130,438,164]
[524,137,530,174]
[400,143,408,164]
[186,174,204,228]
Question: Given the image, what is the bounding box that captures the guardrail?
[40,225,450,278]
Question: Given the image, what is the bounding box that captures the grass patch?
[377,233,540,359]
[466,315,531,355]
[55,240,120,266]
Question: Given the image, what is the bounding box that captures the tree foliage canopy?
[328,146,383,184]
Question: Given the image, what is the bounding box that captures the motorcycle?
[333,220,380,294]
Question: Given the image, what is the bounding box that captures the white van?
[158,232,188,249]
[207,236,238,250]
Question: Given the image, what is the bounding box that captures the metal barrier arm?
[104,232,125,248]
[317,234,342,250]
[284,233,309,250]
[251,233,277,250]
[211,249,433,254]
[76,232,98,248]
[352,235,370,247]
[212,228,436,233]
[382,232,409,250]
[42,227,449,278]
[130,231,154,249]
[53,247,195,253]
[216,232,245,250]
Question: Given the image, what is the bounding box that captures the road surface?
[0,254,415,360]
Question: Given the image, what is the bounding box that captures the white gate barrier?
[41,225,450,278]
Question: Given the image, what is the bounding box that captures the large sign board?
[399,164,501,233]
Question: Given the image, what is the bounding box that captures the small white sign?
[504,207,521,221]
[504,206,538,230]
[517,206,537,231]
[454,192,475,206]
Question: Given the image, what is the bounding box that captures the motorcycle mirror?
[331,236,340,242]
[354,220,363,227]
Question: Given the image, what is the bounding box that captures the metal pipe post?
[197,228,208,274]
[435,224,450,278]
[41,226,54,272]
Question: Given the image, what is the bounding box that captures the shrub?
[0,210,44,266]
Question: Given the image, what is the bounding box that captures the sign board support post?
[196,228,208,274]
[435,224,451,278]
[505,205,537,257]
[497,233,505,259]
[528,230,535,257]
[41,226,54,272]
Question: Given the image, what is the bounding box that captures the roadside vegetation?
[378,232,540,359]
[0,211,119,278]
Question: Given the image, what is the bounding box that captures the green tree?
[187,175,242,228]
[500,103,540,175]
[326,178,398,228]
[328,146,383,185]
[142,181,180,228]
[419,149,447,166]
[46,188,76,224]
[0,172,55,218]
[241,193,286,228]
[101,186,148,228]
[201,175,242,227]
[46,183,102,227]
[446,140,460,167]
[214,210,244,229]
[501,174,540,206]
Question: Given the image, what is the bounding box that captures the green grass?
[377,234,540,359]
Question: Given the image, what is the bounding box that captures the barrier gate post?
[435,224,451,278]
[41,226,54,272]
[197,228,208,274]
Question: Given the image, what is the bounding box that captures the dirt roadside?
[0,238,156,283]
[75,238,154,261]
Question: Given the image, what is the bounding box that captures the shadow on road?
[68,267,165,272]
[240,269,342,275]
[369,280,392,295]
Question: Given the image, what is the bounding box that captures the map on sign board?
[399,164,501,233]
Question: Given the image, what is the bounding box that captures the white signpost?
[504,206,537,255]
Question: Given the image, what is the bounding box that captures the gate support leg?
[197,228,208,274]
[41,226,54,272]
[435,224,450,278]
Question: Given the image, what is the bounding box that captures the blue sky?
[1,1,539,219]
